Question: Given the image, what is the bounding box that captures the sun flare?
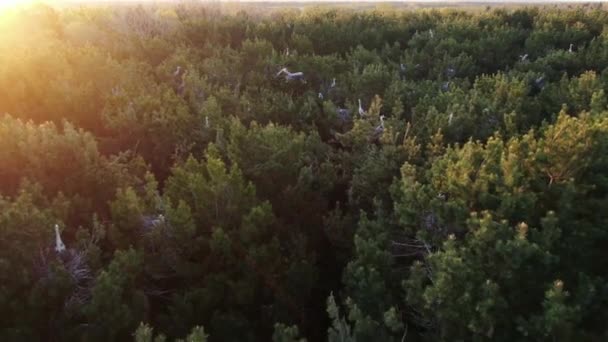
[0,0,37,11]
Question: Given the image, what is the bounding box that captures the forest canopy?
[1,2,608,341]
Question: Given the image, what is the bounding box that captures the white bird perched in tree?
[331,78,336,88]
[378,115,385,128]
[172,66,187,96]
[276,67,305,82]
[142,214,166,232]
[399,63,407,80]
[520,54,528,61]
[36,226,93,309]
[568,43,574,53]
[205,116,210,128]
[337,108,351,121]
[318,92,324,100]
[448,112,453,125]
[446,67,456,79]
[374,115,385,136]
[173,66,182,79]
[54,224,66,253]
[441,81,450,92]
[534,76,546,90]
[111,86,123,96]
[429,29,434,38]
[285,47,290,56]
[358,99,366,117]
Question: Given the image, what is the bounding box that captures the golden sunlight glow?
[0,0,38,11]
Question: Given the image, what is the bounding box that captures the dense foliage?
[1,2,608,341]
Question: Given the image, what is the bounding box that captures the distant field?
[56,0,603,11]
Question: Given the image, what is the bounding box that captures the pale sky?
[13,0,604,3]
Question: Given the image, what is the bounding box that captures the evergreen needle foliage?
[1,2,608,341]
